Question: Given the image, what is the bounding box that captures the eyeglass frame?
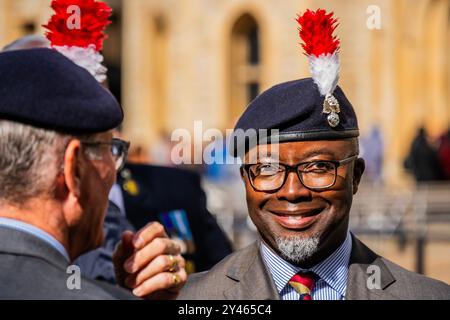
[80,138,130,171]
[242,155,359,192]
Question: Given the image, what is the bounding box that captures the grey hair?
[2,35,50,52]
[0,120,72,204]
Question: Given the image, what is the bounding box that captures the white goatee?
[275,235,320,264]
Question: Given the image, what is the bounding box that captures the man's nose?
[276,171,312,202]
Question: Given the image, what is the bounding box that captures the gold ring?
[168,255,178,272]
[172,272,181,285]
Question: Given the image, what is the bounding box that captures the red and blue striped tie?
[288,271,316,300]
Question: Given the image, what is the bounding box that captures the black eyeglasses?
[243,155,358,192]
[81,138,130,171]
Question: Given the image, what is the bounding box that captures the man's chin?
[274,234,321,265]
[272,221,323,242]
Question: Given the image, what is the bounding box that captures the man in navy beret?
[0,48,186,299]
[179,10,450,300]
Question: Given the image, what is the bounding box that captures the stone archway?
[227,13,262,125]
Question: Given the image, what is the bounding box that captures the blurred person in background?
[149,130,173,166]
[404,127,443,182]
[437,128,450,180]
[112,159,233,274]
[360,126,384,185]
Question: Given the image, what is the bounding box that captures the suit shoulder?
[88,279,136,300]
[178,243,258,300]
[381,257,450,299]
[0,253,132,300]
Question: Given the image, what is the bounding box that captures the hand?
[113,222,187,299]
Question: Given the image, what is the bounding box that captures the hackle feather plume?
[43,0,112,82]
[296,9,340,96]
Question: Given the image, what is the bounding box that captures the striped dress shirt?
[261,232,352,300]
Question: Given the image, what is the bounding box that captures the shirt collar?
[261,232,352,297]
[109,183,126,216]
[0,217,70,262]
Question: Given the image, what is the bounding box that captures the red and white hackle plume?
[297,9,341,127]
[43,0,112,82]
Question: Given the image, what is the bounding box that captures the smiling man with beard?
[178,9,450,300]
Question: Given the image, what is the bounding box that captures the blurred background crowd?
[0,0,449,283]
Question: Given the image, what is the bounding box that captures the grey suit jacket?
[179,234,450,300]
[0,227,135,300]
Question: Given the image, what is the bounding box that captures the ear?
[63,139,84,199]
[352,158,365,195]
[240,165,248,183]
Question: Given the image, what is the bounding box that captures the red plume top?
[43,0,112,51]
[296,9,340,57]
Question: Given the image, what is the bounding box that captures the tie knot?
[288,271,317,300]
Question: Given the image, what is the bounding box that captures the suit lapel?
[220,236,400,300]
[346,235,398,300]
[224,241,280,300]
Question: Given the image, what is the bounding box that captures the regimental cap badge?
[297,9,342,128]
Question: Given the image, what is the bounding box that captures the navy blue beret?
[231,78,359,157]
[0,48,123,134]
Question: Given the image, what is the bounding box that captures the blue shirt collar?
[0,217,70,262]
[261,232,352,298]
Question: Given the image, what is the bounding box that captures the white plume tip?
[52,45,107,83]
[308,52,340,96]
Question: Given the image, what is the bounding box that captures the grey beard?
[275,235,320,265]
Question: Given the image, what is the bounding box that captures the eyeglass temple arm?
[338,155,358,166]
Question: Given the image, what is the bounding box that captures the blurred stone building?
[0,0,449,186]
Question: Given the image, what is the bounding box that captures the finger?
[125,254,185,288]
[113,231,134,266]
[145,269,188,300]
[124,237,181,273]
[113,231,135,286]
[132,269,188,298]
[132,222,168,250]
[122,230,135,253]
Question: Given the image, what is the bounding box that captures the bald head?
[2,35,49,52]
